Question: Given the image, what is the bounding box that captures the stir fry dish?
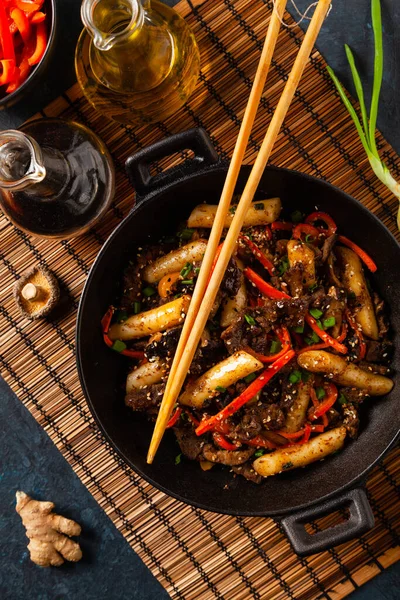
[102,198,394,483]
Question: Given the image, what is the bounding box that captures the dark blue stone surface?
[0,1,399,599]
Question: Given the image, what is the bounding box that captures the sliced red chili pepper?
[10,7,31,43]
[14,1,41,14]
[166,407,182,428]
[0,1,15,61]
[101,306,144,358]
[239,234,275,276]
[321,413,329,428]
[346,309,367,361]
[196,350,295,436]
[336,321,348,342]
[0,58,15,85]
[244,326,292,364]
[246,435,277,450]
[292,223,320,242]
[309,382,338,420]
[271,221,294,232]
[305,212,337,236]
[185,411,200,427]
[265,225,272,241]
[244,267,290,300]
[297,342,328,355]
[212,432,241,451]
[311,424,325,433]
[27,21,46,65]
[337,235,377,273]
[305,313,348,354]
[120,348,145,359]
[275,429,305,440]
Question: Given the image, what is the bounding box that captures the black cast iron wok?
[76,128,400,556]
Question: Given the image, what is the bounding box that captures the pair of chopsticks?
[147,0,332,464]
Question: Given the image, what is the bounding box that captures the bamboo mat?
[1,0,400,598]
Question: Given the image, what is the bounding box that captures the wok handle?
[280,487,374,556]
[125,128,219,199]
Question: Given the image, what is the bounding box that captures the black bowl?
[76,129,400,555]
[0,0,56,110]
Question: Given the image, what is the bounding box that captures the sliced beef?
[235,404,285,441]
[202,444,255,466]
[326,252,343,287]
[275,239,289,257]
[221,258,241,297]
[321,234,337,263]
[191,336,225,375]
[283,265,304,298]
[145,327,181,361]
[125,383,165,412]
[276,297,310,329]
[232,463,262,484]
[365,340,393,363]
[339,387,369,405]
[342,403,360,439]
[358,361,391,376]
[221,314,248,354]
[174,425,205,461]
[373,292,389,339]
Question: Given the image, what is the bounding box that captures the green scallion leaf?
[216,386,227,393]
[270,340,281,354]
[175,454,182,465]
[254,449,264,457]
[277,257,289,276]
[244,373,257,384]
[254,202,264,210]
[229,205,237,214]
[174,293,182,299]
[339,393,348,405]
[293,325,304,333]
[305,331,320,345]
[143,286,156,297]
[244,314,256,326]
[194,267,201,275]
[181,279,194,285]
[305,234,313,243]
[323,316,336,329]
[133,301,141,314]
[180,262,192,278]
[291,210,304,223]
[178,228,195,240]
[289,370,302,384]
[309,308,323,319]
[112,340,127,353]
[316,387,326,400]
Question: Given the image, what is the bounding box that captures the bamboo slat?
[1,0,399,599]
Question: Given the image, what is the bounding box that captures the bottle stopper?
[13,266,60,320]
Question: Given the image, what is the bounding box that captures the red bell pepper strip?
[10,7,31,43]
[0,59,15,85]
[28,21,46,65]
[337,235,377,273]
[271,221,294,232]
[305,212,337,236]
[239,234,275,276]
[265,225,272,241]
[244,267,290,300]
[308,382,338,420]
[166,407,182,428]
[244,326,292,364]
[212,432,241,451]
[292,223,320,243]
[6,56,29,92]
[305,313,348,354]
[196,349,295,436]
[0,2,15,61]
[30,11,45,24]
[14,1,41,14]
[185,411,200,427]
[321,413,329,428]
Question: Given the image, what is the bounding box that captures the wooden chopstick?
[147,0,288,464]
[147,0,332,464]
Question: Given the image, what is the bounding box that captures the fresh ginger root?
[16,491,82,567]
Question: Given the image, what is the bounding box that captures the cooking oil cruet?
[75,0,200,124]
[0,119,115,238]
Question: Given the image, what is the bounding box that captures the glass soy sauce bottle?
[0,118,115,238]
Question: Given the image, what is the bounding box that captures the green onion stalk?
[327,0,400,229]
